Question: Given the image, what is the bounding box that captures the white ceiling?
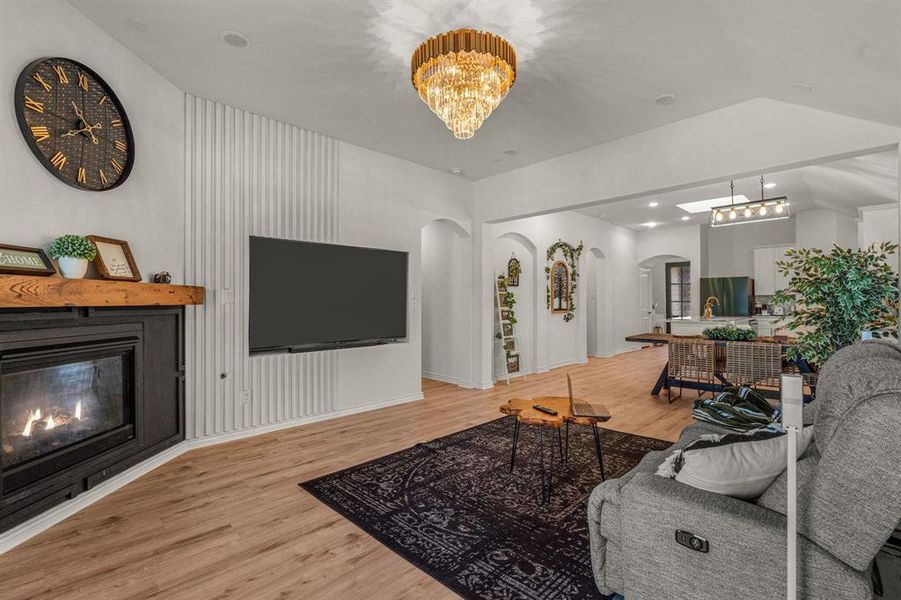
[577,150,899,230]
[70,0,901,180]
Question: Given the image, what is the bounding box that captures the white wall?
[489,211,639,373]
[706,217,796,278]
[0,0,184,281]
[796,208,858,251]
[337,143,473,406]
[859,204,900,272]
[422,220,471,386]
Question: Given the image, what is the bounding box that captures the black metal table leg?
[652,361,669,395]
[509,419,520,473]
[592,425,606,481]
[555,426,565,466]
[537,424,547,503]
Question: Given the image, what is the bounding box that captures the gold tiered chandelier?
[411,29,517,140]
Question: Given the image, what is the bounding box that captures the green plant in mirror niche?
[48,235,97,260]
[703,326,757,341]
[773,242,899,365]
[545,240,583,322]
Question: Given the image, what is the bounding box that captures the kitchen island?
[667,317,753,337]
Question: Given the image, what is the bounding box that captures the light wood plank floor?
[0,345,692,600]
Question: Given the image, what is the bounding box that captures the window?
[666,262,691,319]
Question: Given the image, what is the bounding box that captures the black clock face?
[15,57,135,191]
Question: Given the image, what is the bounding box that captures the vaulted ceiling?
[71,0,901,180]
[577,150,899,231]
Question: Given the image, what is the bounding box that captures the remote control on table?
[532,404,558,416]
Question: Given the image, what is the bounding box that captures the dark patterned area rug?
[300,417,670,600]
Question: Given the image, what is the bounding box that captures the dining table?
[624,332,813,400]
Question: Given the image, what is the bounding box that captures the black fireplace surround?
[0,307,184,531]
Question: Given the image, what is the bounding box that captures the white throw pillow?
[655,427,814,500]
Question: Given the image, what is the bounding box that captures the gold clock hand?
[70,100,87,127]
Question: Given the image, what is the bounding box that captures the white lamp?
[782,374,804,600]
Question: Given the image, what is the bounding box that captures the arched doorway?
[638,254,692,333]
[421,219,471,386]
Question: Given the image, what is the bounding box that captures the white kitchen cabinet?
[753,247,776,295]
[774,246,792,293]
[754,245,793,296]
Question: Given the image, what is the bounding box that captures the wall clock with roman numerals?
[15,57,134,191]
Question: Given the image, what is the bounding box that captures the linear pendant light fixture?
[709,177,791,227]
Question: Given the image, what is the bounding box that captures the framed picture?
[0,243,56,276]
[502,322,513,337]
[496,276,507,292]
[501,308,512,321]
[506,354,520,373]
[507,256,521,287]
[503,339,516,353]
[88,235,141,282]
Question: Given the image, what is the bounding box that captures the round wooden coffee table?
[500,396,611,502]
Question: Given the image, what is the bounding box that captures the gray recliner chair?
[588,340,901,599]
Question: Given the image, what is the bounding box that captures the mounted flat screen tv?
[249,236,408,354]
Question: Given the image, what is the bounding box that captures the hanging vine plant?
[545,240,583,322]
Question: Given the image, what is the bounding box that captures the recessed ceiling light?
[221,30,252,48]
[681,216,690,221]
[791,82,813,92]
[125,17,148,33]
[763,182,777,189]
[644,222,657,228]
[450,167,463,176]
[503,148,520,156]
[648,201,659,207]
[653,94,676,106]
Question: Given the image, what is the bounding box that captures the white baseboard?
[187,392,423,449]
[421,371,473,389]
[0,391,424,555]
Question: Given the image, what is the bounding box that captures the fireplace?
[0,308,184,531]
[1,336,138,493]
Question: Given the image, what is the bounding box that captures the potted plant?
[702,326,757,341]
[773,242,899,365]
[48,235,97,279]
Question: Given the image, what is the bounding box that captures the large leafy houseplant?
[773,242,899,364]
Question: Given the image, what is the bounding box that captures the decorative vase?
[58,256,88,279]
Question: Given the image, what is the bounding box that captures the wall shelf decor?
[545,240,583,322]
[494,274,524,384]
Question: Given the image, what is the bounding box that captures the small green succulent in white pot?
[48,235,97,279]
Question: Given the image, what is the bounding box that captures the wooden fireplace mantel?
[0,275,205,308]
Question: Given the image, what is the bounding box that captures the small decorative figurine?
[153,271,172,284]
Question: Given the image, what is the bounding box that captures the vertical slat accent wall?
[185,95,339,440]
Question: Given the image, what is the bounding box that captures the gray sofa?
[587,340,901,599]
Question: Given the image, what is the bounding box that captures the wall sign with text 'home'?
[0,244,56,276]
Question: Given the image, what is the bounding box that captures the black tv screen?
[249,237,408,353]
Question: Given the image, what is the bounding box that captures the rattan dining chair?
[724,341,783,391]
[668,338,717,401]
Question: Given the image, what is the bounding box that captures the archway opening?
[493,232,537,381]
[421,219,471,386]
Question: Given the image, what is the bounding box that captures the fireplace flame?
[75,400,82,420]
[21,409,42,437]
[45,414,57,430]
